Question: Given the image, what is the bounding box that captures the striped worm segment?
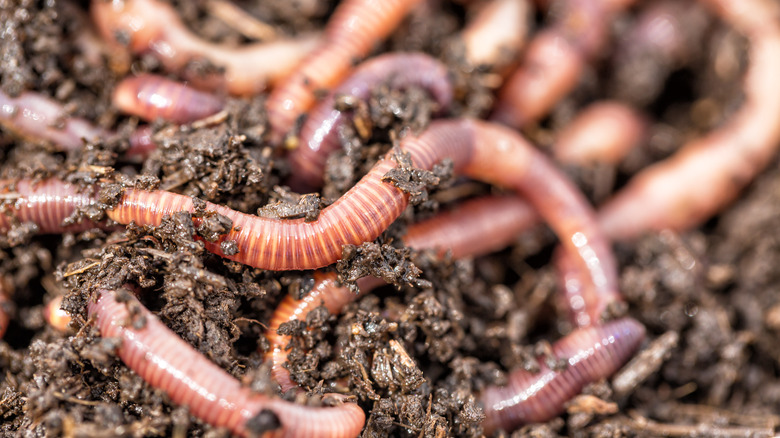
[481,317,646,434]
[89,290,365,438]
[112,74,224,124]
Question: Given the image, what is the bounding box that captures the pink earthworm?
[459,0,533,71]
[0,89,107,150]
[267,196,538,392]
[287,52,454,192]
[490,0,636,127]
[266,0,423,143]
[0,179,103,234]
[598,0,780,241]
[90,0,318,95]
[89,290,365,438]
[480,317,645,434]
[552,101,648,166]
[106,117,621,322]
[112,74,224,124]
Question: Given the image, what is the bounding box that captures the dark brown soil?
[1,0,779,437]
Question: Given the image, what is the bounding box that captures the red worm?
[266,0,423,142]
[459,0,532,71]
[0,90,107,150]
[267,196,538,392]
[552,101,647,166]
[89,290,365,438]
[0,179,103,234]
[490,0,636,127]
[287,52,454,192]
[480,317,645,434]
[113,74,224,124]
[107,117,620,321]
[90,0,318,95]
[598,0,780,241]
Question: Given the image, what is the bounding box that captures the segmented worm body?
[598,0,780,240]
[288,52,454,192]
[113,74,224,124]
[0,90,106,150]
[89,290,365,438]
[266,0,423,142]
[480,317,645,434]
[490,0,635,127]
[108,118,621,323]
[90,0,318,94]
[0,179,102,234]
[267,196,537,392]
[459,0,532,71]
[552,101,647,165]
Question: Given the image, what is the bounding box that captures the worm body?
[113,74,224,124]
[553,101,647,165]
[288,52,454,192]
[459,0,532,70]
[44,296,71,332]
[108,118,619,322]
[480,317,646,434]
[598,0,780,240]
[0,90,106,150]
[490,0,635,127]
[0,179,101,234]
[89,290,365,438]
[266,0,423,142]
[90,0,318,94]
[267,196,537,392]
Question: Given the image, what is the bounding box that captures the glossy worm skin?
[490,0,636,128]
[0,90,107,150]
[480,317,645,434]
[90,0,318,95]
[107,117,620,322]
[288,52,454,192]
[89,290,365,438]
[0,179,102,234]
[266,0,423,142]
[267,196,537,392]
[459,0,532,71]
[112,74,224,124]
[44,295,71,333]
[552,101,647,166]
[598,0,780,241]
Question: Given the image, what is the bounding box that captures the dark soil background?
[1,0,779,437]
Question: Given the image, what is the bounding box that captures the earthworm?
[267,196,537,392]
[112,74,224,124]
[107,118,620,320]
[89,289,365,438]
[458,0,532,71]
[287,52,454,192]
[598,0,780,241]
[480,317,646,434]
[552,101,648,166]
[0,179,102,234]
[490,0,635,127]
[90,0,318,95]
[0,90,107,150]
[44,295,71,332]
[266,0,423,142]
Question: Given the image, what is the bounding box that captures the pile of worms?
[1,0,780,436]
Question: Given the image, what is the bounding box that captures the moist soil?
[1,0,779,437]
